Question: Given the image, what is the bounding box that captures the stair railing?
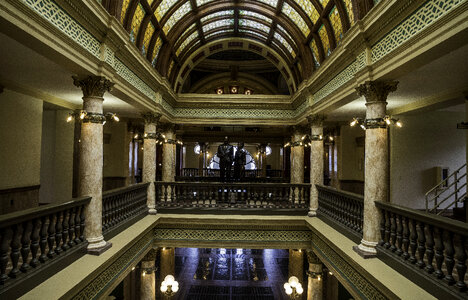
[425,164,466,215]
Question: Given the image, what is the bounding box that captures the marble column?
[306,251,323,300]
[160,247,175,291]
[307,115,325,217]
[332,128,341,189]
[354,81,398,257]
[260,144,267,177]
[288,249,304,282]
[198,142,207,176]
[162,124,177,182]
[140,249,157,300]
[73,75,113,255]
[142,113,161,215]
[290,129,305,184]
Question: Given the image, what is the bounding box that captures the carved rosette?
[142,112,162,125]
[356,81,399,103]
[72,75,114,98]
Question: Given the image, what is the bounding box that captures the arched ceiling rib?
[107,0,365,93]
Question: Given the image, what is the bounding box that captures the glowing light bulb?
[165,275,175,285]
[285,287,293,295]
[360,124,366,130]
[80,111,86,119]
[396,121,402,127]
[113,115,119,122]
[385,118,391,125]
[67,115,73,122]
[134,134,139,139]
[329,136,334,141]
[297,285,303,294]
[160,284,167,293]
[350,119,357,126]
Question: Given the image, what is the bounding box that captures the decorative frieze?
[82,112,106,124]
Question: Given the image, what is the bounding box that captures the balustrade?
[154,182,309,211]
[376,201,468,298]
[180,168,285,179]
[0,197,89,290]
[316,185,364,242]
[102,183,149,233]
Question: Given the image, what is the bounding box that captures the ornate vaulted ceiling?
[100,0,367,94]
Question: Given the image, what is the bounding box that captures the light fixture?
[230,86,238,94]
[284,276,303,299]
[349,115,402,130]
[160,275,179,298]
[66,110,119,125]
[245,88,252,95]
[216,88,224,94]
[79,110,86,120]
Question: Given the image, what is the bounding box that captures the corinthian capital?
[72,75,114,98]
[307,114,326,127]
[356,81,398,103]
[141,112,162,124]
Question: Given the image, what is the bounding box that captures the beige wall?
[0,90,43,189]
[390,110,465,208]
[39,109,74,203]
[103,122,128,177]
[339,125,365,181]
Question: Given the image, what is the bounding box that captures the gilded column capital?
[306,250,321,265]
[307,114,326,127]
[143,249,158,261]
[356,81,398,103]
[159,122,176,133]
[72,75,114,98]
[141,112,161,125]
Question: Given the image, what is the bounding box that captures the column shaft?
[307,262,323,300]
[162,129,176,182]
[142,113,160,215]
[140,260,156,300]
[308,115,325,217]
[290,133,304,184]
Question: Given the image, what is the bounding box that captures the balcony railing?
[376,201,468,299]
[0,197,90,294]
[181,168,286,178]
[316,185,363,243]
[154,182,310,213]
[102,183,150,235]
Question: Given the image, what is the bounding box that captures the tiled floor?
[160,248,294,300]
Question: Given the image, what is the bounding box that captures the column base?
[308,210,317,217]
[148,208,157,215]
[353,239,378,259]
[87,241,112,256]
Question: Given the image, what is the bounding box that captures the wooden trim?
[0,184,40,195]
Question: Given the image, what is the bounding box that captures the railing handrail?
[316,184,364,202]
[0,196,91,229]
[102,182,150,199]
[155,181,310,187]
[425,163,466,197]
[375,200,468,236]
[426,173,467,203]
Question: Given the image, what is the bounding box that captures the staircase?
[425,164,467,220]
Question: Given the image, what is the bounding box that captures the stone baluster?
[307,114,325,217]
[140,249,157,300]
[142,112,161,215]
[353,80,398,258]
[73,75,113,255]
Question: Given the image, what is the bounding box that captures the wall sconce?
[66,110,119,125]
[350,116,402,130]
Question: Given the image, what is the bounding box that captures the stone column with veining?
[288,249,304,283]
[142,113,161,215]
[162,124,176,182]
[290,128,305,184]
[354,80,398,257]
[306,251,323,300]
[307,115,325,217]
[332,127,341,189]
[73,75,113,255]
[140,249,157,300]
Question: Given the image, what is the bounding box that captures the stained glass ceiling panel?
[319,0,331,7]
[277,24,296,47]
[239,10,272,24]
[177,30,199,55]
[282,2,310,37]
[201,10,235,23]
[196,0,216,7]
[205,29,233,39]
[274,32,295,57]
[295,0,320,24]
[239,19,270,35]
[202,19,234,33]
[255,0,278,8]
[163,2,191,34]
[154,0,178,21]
[239,29,268,40]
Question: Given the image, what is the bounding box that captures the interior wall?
[0,89,43,189]
[103,122,128,177]
[390,110,465,208]
[39,109,74,204]
[339,125,365,181]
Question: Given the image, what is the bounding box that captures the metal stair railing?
[425,163,466,215]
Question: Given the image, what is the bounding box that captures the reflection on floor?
[164,248,292,300]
